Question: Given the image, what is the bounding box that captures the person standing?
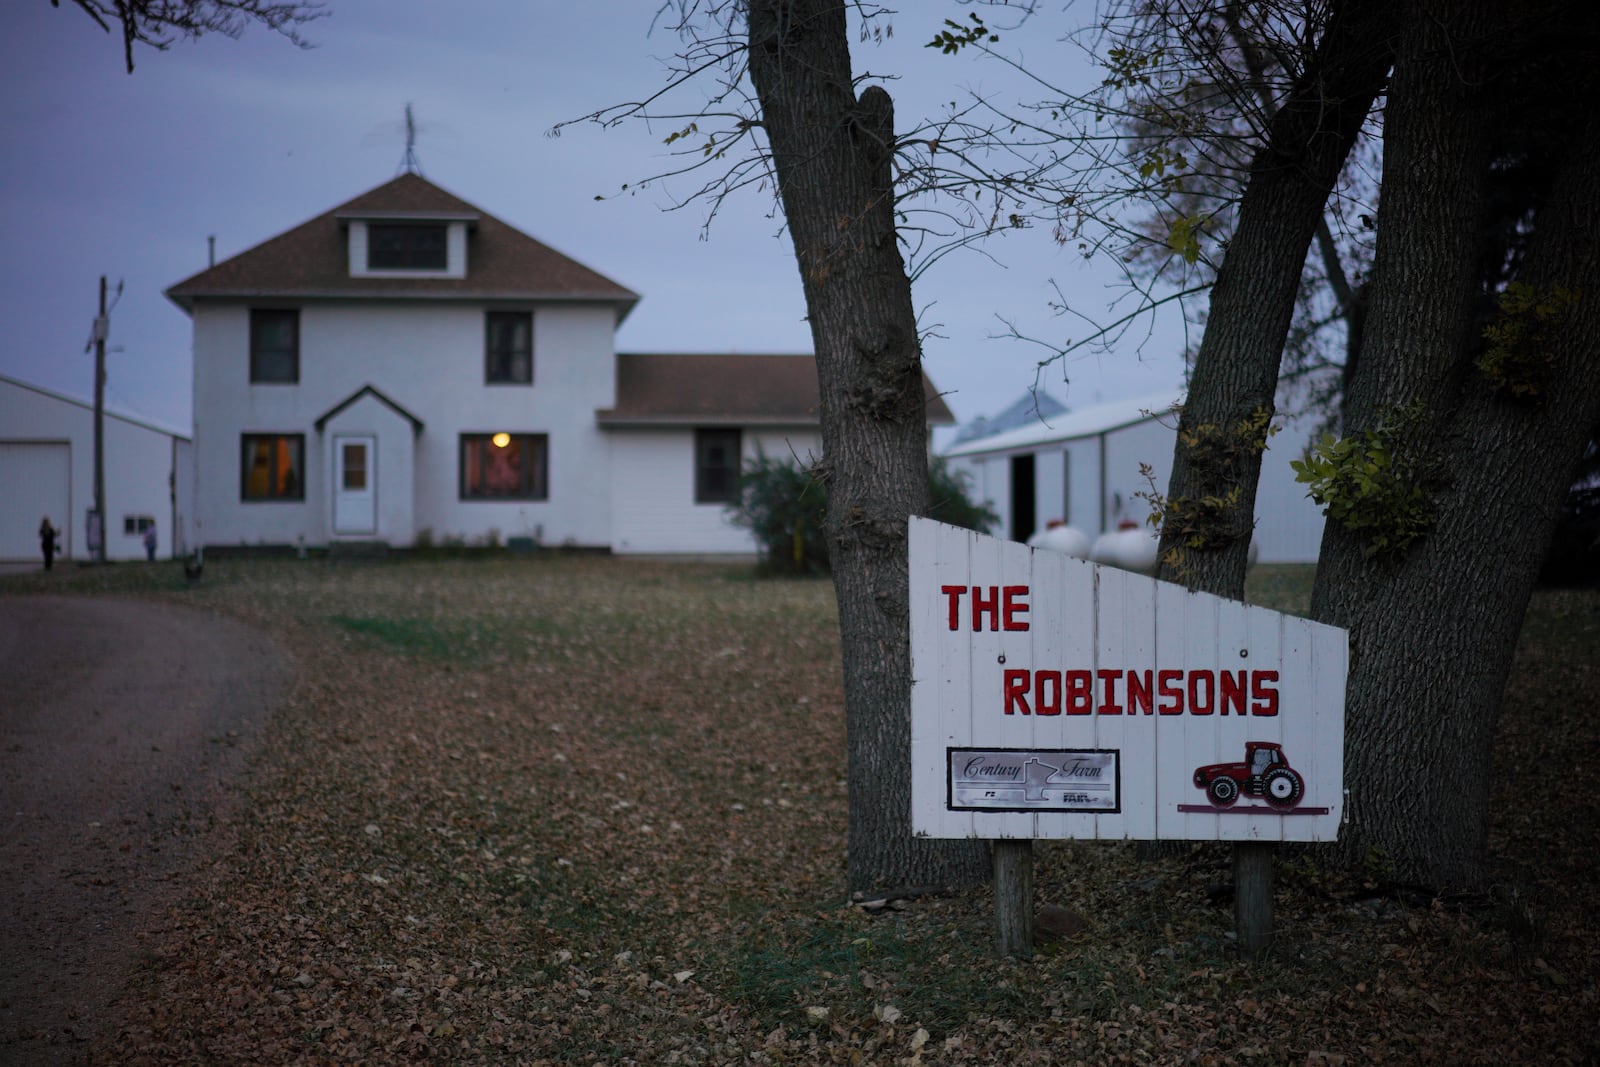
[143,521,157,562]
[39,516,58,571]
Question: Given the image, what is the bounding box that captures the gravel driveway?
[0,595,288,1064]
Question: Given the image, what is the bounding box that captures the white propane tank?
[1030,521,1091,559]
[1089,521,1160,575]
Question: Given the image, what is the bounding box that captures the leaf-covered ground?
[6,557,1597,1065]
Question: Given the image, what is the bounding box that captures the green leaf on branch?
[1290,407,1439,561]
[1476,282,1577,401]
[927,14,997,55]
[1103,45,1165,89]
[1165,214,1207,264]
[662,122,699,146]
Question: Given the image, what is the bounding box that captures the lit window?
[241,434,305,501]
[460,433,548,500]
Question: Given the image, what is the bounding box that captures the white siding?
[192,300,619,549]
[0,377,187,562]
[609,427,822,555]
[1065,440,1101,532]
[942,399,1327,563]
[1103,416,1179,532]
[1253,424,1328,564]
[173,437,194,556]
[320,394,416,544]
[0,442,69,562]
[1032,448,1066,536]
[944,454,1004,540]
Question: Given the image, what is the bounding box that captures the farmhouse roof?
[597,353,956,427]
[941,390,1184,458]
[165,173,639,315]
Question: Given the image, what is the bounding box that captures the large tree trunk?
[747,0,989,892]
[1311,1,1600,891]
[1157,0,1393,596]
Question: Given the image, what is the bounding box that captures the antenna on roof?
[398,102,424,176]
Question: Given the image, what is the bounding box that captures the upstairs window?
[250,308,299,383]
[460,433,548,500]
[486,311,533,384]
[368,223,447,270]
[241,434,305,501]
[695,428,742,504]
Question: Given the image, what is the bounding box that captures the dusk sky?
[1,1,1190,440]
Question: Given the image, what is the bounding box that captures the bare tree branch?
[56,0,325,73]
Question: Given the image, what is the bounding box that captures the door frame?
[331,433,377,536]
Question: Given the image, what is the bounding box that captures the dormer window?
[343,213,474,279]
[368,223,447,270]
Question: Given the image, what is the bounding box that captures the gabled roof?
[950,388,1070,446]
[165,173,639,315]
[596,353,956,428]
[0,372,191,440]
[941,390,1183,458]
[313,384,425,435]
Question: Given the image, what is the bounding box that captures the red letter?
[941,585,966,630]
[1157,669,1184,714]
[1066,670,1093,714]
[1220,670,1248,715]
[1097,669,1123,714]
[1004,669,1031,714]
[1002,585,1030,631]
[1034,671,1062,716]
[972,586,1000,631]
[1251,670,1280,716]
[1188,670,1215,715]
[1127,670,1153,715]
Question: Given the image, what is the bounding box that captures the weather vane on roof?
[398,102,424,177]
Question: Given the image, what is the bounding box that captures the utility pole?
[92,275,108,564]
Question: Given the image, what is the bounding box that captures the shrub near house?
[730,456,996,573]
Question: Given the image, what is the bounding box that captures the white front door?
[333,435,377,535]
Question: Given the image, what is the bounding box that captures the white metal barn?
[940,391,1327,564]
[0,374,192,564]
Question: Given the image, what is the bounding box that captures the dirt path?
[0,595,288,1065]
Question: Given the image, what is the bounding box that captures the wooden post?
[1233,842,1274,958]
[92,275,107,564]
[993,840,1033,957]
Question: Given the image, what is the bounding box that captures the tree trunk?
[1156,0,1393,596]
[1311,1,1600,891]
[747,0,989,892]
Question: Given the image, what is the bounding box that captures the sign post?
[909,518,1348,957]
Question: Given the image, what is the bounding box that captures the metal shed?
[940,391,1326,564]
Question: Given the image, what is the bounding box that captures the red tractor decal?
[1192,742,1305,810]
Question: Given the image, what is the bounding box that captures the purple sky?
[1,1,1189,441]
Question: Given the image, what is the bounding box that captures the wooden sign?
[909,517,1348,843]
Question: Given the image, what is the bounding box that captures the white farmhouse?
[940,391,1326,564]
[166,173,952,556]
[0,373,192,564]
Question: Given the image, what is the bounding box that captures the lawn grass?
[3,554,1596,1064]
